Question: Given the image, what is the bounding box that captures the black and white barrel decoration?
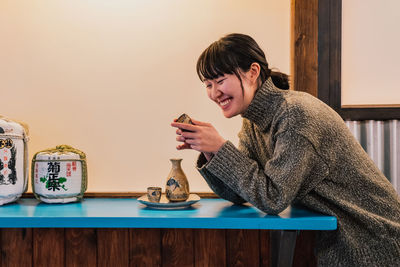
[0,116,29,205]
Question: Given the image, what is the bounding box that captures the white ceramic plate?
[138,194,200,209]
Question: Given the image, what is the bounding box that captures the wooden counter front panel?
[0,228,316,267]
[0,228,33,267]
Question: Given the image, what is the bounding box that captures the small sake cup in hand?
[176,113,193,125]
[176,113,194,132]
[147,187,162,202]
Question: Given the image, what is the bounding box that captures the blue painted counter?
[0,198,337,230]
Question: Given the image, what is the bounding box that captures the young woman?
[171,33,400,266]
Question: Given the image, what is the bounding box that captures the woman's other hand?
[171,118,226,156]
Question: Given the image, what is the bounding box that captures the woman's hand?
[171,118,226,156]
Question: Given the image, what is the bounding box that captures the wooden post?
[291,0,319,96]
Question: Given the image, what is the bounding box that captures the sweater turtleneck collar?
[241,77,285,131]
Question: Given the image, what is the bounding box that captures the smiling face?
[204,67,259,118]
[196,34,270,117]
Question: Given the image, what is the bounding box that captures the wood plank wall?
[0,228,316,267]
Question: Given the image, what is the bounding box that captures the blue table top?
[0,198,337,230]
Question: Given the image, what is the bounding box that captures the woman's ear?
[248,63,261,83]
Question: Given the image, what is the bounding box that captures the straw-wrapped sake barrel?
[0,116,29,205]
[32,145,87,203]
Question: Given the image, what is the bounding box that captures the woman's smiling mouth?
[219,98,232,109]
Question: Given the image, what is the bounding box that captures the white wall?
[342,0,400,107]
[0,0,290,192]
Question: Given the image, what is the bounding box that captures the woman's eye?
[217,79,225,84]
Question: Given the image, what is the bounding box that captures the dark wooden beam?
[291,0,318,96]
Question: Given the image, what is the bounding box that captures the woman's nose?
[210,85,222,100]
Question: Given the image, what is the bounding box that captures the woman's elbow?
[254,198,290,215]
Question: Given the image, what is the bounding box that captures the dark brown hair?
[196,33,289,90]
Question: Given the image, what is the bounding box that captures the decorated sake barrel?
[32,145,87,203]
[0,116,29,205]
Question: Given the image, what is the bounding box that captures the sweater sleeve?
[196,153,246,204]
[201,131,329,214]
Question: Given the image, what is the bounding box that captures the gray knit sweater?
[197,78,400,266]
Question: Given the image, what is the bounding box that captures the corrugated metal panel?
[345,120,400,194]
[389,120,399,193]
